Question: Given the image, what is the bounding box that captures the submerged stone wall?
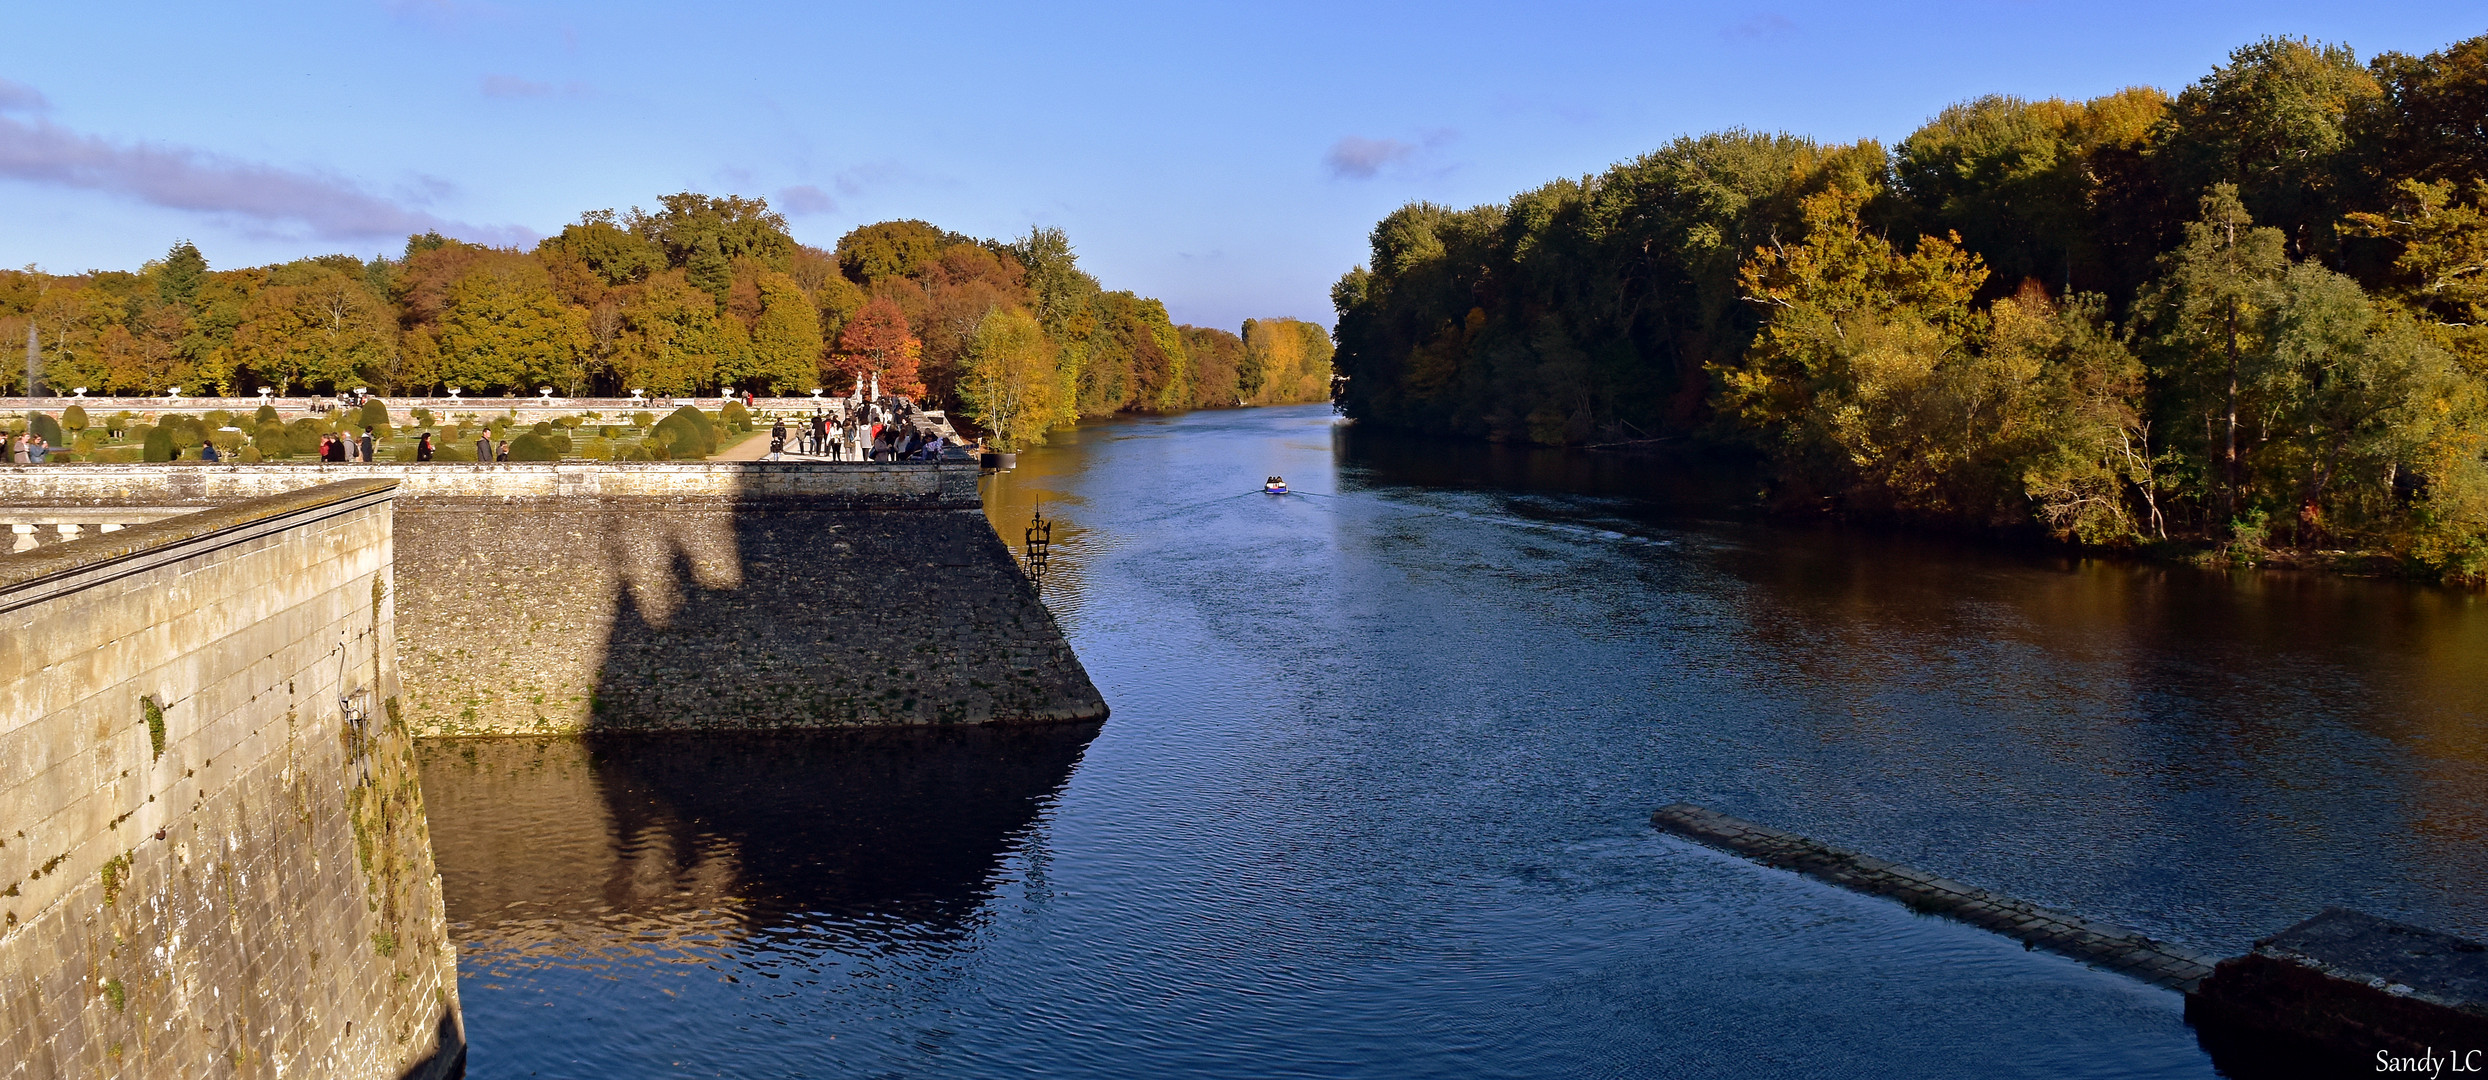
[0,480,462,1079]
[0,463,1108,735]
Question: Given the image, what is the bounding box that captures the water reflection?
[427,406,2488,1078]
[416,724,1099,1071]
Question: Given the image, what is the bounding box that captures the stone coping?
[0,479,397,608]
[0,396,877,412]
[1651,802,2221,991]
[0,461,977,508]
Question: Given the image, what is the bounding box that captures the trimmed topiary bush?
[721,400,750,430]
[159,415,205,450]
[286,418,327,456]
[633,411,656,429]
[507,432,560,461]
[142,426,174,462]
[28,412,63,446]
[61,404,88,432]
[360,399,390,427]
[652,405,716,459]
[256,404,281,425]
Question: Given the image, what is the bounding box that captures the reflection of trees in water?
[1332,423,1759,510]
[416,723,1101,963]
[979,430,1097,627]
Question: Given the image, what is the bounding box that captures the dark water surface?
[418,405,2488,1078]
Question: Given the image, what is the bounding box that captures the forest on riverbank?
[0,200,1333,449]
[1331,32,2488,579]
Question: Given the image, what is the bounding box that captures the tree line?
[0,196,1334,449]
[1330,32,2488,579]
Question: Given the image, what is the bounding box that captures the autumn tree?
[611,270,737,395]
[230,261,394,395]
[435,259,591,394]
[1720,186,1992,513]
[832,295,923,397]
[719,270,823,395]
[960,306,1066,450]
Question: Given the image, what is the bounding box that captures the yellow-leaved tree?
[960,306,1065,450]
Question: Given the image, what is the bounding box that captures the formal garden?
[4,400,759,463]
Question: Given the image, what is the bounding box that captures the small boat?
[1263,476,1288,494]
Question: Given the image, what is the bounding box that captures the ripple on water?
[418,406,2488,1078]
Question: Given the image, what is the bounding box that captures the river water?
[417,404,2488,1078]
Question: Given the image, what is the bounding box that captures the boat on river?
[1263,476,1288,494]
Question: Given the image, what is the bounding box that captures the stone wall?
[0,463,1108,736]
[0,480,462,1079]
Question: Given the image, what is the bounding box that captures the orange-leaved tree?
[833,295,924,398]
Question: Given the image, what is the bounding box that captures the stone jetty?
[1649,802,2220,991]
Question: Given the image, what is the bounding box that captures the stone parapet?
[0,480,462,1079]
[0,461,980,509]
[0,463,1104,736]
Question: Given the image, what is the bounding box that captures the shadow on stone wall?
[578,493,1105,730]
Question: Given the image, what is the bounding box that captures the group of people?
[316,428,380,463]
[768,402,953,462]
[4,431,52,463]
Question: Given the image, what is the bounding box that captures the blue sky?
[0,2,2480,330]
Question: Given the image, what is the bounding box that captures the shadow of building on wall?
[578,472,1106,731]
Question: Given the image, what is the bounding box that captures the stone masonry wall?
[0,463,1108,736]
[0,480,462,1080]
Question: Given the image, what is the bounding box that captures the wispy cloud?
[1326,136,1414,180]
[480,74,588,99]
[1325,130,1456,180]
[0,111,526,244]
[0,77,47,113]
[1724,13,1797,41]
[777,184,835,215]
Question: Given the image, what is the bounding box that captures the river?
[417,403,2488,1078]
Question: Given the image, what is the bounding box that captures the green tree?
[2367,33,2488,185]
[436,261,591,394]
[2132,185,2291,525]
[838,220,954,284]
[2155,37,2382,259]
[719,271,822,395]
[611,270,733,395]
[2260,263,2462,545]
[629,194,794,301]
[229,265,394,395]
[157,241,207,307]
